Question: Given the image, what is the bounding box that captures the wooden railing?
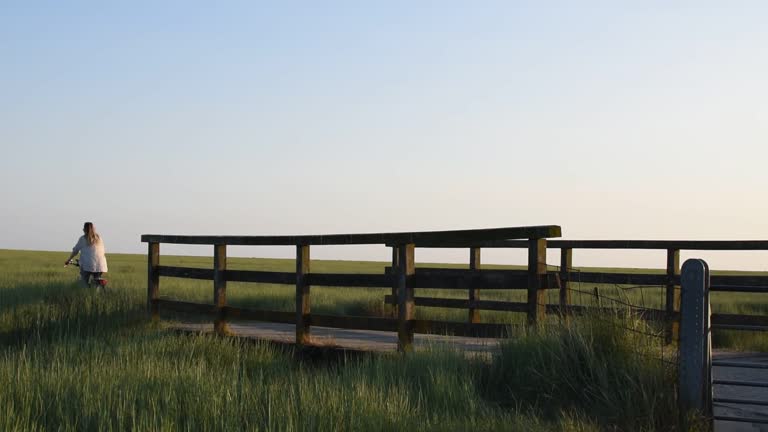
[407,239,768,341]
[142,225,562,352]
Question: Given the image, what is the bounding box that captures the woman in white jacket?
[65,222,108,286]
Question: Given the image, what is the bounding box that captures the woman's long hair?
[83,222,100,245]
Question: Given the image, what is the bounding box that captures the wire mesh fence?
[538,263,676,367]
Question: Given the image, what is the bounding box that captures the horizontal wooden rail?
[382,295,672,323]
[157,266,214,280]
[711,285,768,293]
[156,299,295,323]
[154,299,510,338]
[307,273,392,287]
[402,268,663,290]
[310,315,397,332]
[412,239,768,250]
[157,268,768,294]
[226,270,295,284]
[159,267,394,287]
[711,313,768,328]
[412,272,529,290]
[561,271,668,285]
[141,225,561,246]
[383,295,529,312]
[710,275,768,288]
[385,267,548,290]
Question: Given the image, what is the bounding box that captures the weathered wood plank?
[402,269,768,289]
[157,299,509,338]
[213,244,228,334]
[712,313,768,327]
[296,245,311,345]
[157,266,214,280]
[417,239,768,250]
[556,240,768,250]
[411,271,529,289]
[528,239,547,325]
[141,225,562,246]
[710,275,768,288]
[560,248,572,324]
[165,267,389,286]
[710,285,768,293]
[307,273,392,287]
[665,249,680,343]
[390,247,399,312]
[310,314,398,332]
[148,242,159,319]
[468,247,481,323]
[386,267,557,289]
[226,270,295,284]
[397,244,415,353]
[383,295,529,312]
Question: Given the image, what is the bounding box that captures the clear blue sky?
[2,1,767,269]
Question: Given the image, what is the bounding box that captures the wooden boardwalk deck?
[714,352,768,432]
[172,321,503,355]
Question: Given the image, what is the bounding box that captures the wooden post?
[396,243,415,352]
[213,244,228,335]
[296,244,311,345]
[390,246,399,316]
[527,238,547,325]
[468,247,481,324]
[147,242,160,320]
[678,258,712,424]
[559,248,572,323]
[666,249,681,344]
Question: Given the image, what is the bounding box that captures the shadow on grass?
[167,328,379,368]
[0,280,85,310]
[0,282,146,347]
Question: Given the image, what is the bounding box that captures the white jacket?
[72,235,108,272]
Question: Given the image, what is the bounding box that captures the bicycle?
[65,258,109,290]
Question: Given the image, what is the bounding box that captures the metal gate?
[680,258,768,428]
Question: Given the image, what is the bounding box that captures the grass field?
[0,248,745,431]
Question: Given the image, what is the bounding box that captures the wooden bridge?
[142,228,768,349]
[143,227,768,429]
[143,225,562,351]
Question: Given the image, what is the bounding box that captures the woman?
[65,222,108,286]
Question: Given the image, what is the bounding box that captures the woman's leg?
[79,270,90,287]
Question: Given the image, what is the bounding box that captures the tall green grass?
[484,316,678,431]
[0,249,718,430]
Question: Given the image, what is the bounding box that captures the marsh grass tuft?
[483,315,681,431]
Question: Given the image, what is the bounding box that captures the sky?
[1,1,767,270]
